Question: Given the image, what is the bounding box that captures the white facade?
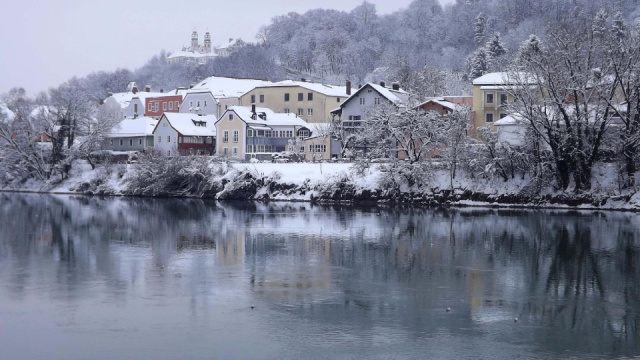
[180,92,218,117]
[153,117,179,156]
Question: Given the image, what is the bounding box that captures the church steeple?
[191,30,199,51]
[204,32,211,54]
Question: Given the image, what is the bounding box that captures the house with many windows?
[471,72,519,129]
[179,76,272,118]
[331,82,409,131]
[239,80,350,124]
[215,105,311,161]
[152,113,216,156]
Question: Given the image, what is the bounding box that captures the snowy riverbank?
[2,159,640,211]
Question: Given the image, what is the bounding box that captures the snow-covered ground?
[2,159,639,211]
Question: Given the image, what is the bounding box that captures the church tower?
[204,32,212,54]
[191,30,199,52]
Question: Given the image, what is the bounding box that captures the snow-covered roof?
[251,80,349,97]
[417,97,458,111]
[224,106,311,127]
[131,92,167,101]
[105,92,136,109]
[368,83,409,104]
[473,72,534,85]
[160,113,217,136]
[108,117,159,137]
[217,38,241,50]
[189,76,273,99]
[494,114,525,126]
[167,51,217,60]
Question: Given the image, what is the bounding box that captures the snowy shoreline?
[2,160,640,212]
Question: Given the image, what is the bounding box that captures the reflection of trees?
[1,194,640,356]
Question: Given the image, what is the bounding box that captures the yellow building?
[215,105,311,161]
[239,80,350,124]
[472,72,516,129]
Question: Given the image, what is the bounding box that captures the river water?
[0,194,639,359]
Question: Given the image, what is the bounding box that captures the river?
[0,193,638,359]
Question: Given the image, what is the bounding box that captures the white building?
[179,76,273,118]
[152,113,216,156]
[167,30,217,64]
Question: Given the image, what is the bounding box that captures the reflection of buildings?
[217,232,245,266]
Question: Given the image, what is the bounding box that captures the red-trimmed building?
[152,113,217,156]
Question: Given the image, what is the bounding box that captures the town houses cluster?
[100,71,518,161]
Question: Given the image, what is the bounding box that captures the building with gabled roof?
[105,117,158,152]
[215,105,312,161]
[180,76,273,118]
[239,80,350,124]
[153,113,216,156]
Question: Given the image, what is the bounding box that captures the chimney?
[358,84,362,89]
[132,85,138,94]
[229,38,233,43]
[145,85,151,92]
[160,89,164,93]
[392,83,400,91]
[380,81,386,88]
[251,104,256,115]
[346,80,352,96]
[107,91,114,97]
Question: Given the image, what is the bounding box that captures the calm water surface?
[1,194,639,359]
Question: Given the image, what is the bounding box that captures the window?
[257,130,264,137]
[298,129,310,138]
[284,108,290,114]
[248,129,254,137]
[139,138,142,145]
[169,102,174,110]
[251,95,256,103]
[337,98,341,102]
[265,130,272,137]
[374,98,380,105]
[190,101,193,107]
[232,130,239,143]
[486,112,494,123]
[222,131,229,143]
[286,130,293,138]
[119,139,123,146]
[232,147,238,156]
[298,108,304,116]
[307,108,313,116]
[500,113,507,119]
[228,114,234,121]
[223,148,228,155]
[486,93,494,104]
[284,93,290,102]
[158,136,161,143]
[109,139,113,146]
[163,103,167,111]
[167,135,171,143]
[500,93,508,105]
[308,93,313,101]
[360,98,365,105]
[248,145,254,153]
[204,100,208,107]
[129,139,133,146]
[197,101,201,107]
[298,93,303,101]
[259,95,264,103]
[175,101,179,109]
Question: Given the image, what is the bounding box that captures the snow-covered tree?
[474,13,487,45]
[467,47,491,80]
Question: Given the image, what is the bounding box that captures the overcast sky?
[0,0,454,96]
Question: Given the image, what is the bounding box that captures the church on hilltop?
[167,30,244,64]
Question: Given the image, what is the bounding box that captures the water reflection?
[0,194,639,359]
